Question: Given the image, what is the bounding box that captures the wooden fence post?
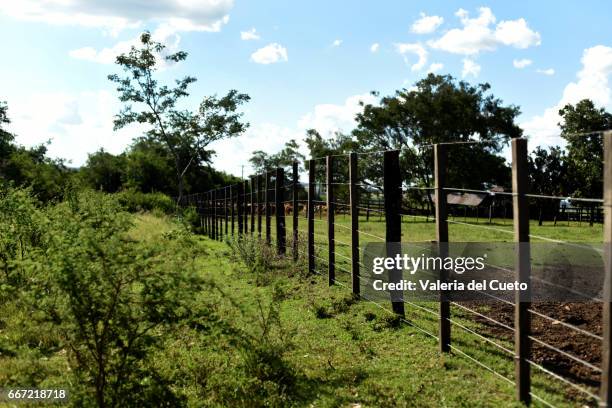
[257,174,262,239]
[601,130,612,405]
[292,162,299,261]
[203,193,208,235]
[224,186,228,237]
[237,182,244,235]
[383,150,404,316]
[230,185,235,236]
[327,156,335,285]
[265,172,271,245]
[251,177,255,235]
[213,189,218,240]
[308,160,316,274]
[276,167,286,255]
[512,137,531,405]
[242,180,249,235]
[208,191,212,239]
[349,152,360,296]
[435,144,451,352]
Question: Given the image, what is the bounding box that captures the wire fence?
[178,132,612,408]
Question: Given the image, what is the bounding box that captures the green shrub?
[4,189,209,407]
[116,189,175,214]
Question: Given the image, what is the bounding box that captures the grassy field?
[198,211,603,406]
[1,211,599,407]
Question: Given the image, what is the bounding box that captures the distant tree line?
[252,74,611,217]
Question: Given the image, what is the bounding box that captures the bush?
[2,189,209,407]
[116,189,175,213]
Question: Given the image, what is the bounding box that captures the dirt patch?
[467,301,601,402]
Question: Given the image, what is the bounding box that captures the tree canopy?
[559,99,612,198]
[353,73,520,190]
[108,32,250,202]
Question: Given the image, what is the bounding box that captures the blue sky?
[1,0,611,176]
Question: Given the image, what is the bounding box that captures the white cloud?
[429,7,540,55]
[536,68,555,76]
[250,43,288,64]
[411,12,444,34]
[332,39,343,47]
[240,28,260,40]
[495,18,541,49]
[7,90,143,166]
[0,0,233,35]
[522,45,612,145]
[462,58,481,78]
[210,123,303,176]
[298,93,378,137]
[428,62,444,73]
[395,43,428,71]
[69,25,181,66]
[513,58,532,69]
[370,43,380,53]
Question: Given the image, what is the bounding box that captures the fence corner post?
[512,137,531,405]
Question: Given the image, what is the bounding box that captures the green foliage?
[249,139,305,174]
[229,236,281,285]
[0,102,72,201]
[108,32,250,203]
[353,74,519,190]
[0,188,210,407]
[0,187,45,297]
[80,149,126,193]
[115,189,175,213]
[559,99,612,198]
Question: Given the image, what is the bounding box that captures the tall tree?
[528,146,567,225]
[559,99,612,199]
[353,74,520,194]
[108,32,250,203]
[249,139,305,174]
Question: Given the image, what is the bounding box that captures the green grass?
[198,213,599,406]
[1,212,598,407]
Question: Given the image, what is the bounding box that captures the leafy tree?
[559,99,612,199]
[249,139,305,174]
[353,74,519,198]
[80,149,126,193]
[108,32,250,203]
[528,146,567,225]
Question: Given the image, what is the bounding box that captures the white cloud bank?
[250,43,288,64]
[429,7,540,55]
[370,43,380,53]
[69,25,182,65]
[332,39,343,47]
[522,45,612,146]
[411,13,444,34]
[0,0,233,36]
[7,90,142,166]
